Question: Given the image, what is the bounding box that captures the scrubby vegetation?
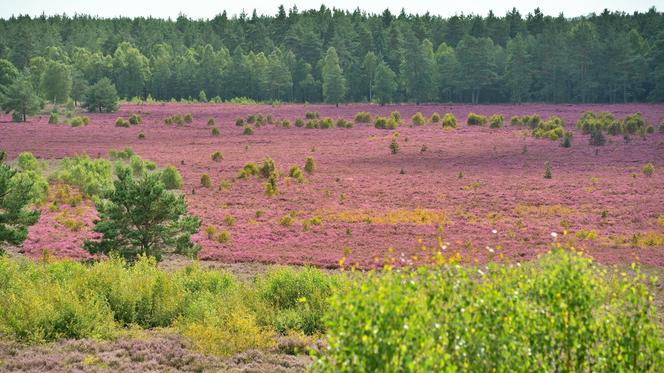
[466,113,487,126]
[441,113,457,128]
[411,112,427,126]
[354,112,371,123]
[489,114,504,128]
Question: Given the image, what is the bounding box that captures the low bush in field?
[295,118,305,127]
[430,112,441,123]
[390,111,401,123]
[622,112,647,135]
[161,165,183,189]
[466,112,487,126]
[441,113,457,128]
[70,116,90,127]
[411,112,427,126]
[200,174,212,188]
[115,118,129,127]
[238,162,260,178]
[305,111,320,119]
[289,165,305,182]
[315,249,662,372]
[511,114,542,129]
[354,112,371,123]
[235,117,245,126]
[304,157,315,174]
[533,116,566,140]
[577,112,621,135]
[489,114,503,128]
[211,127,220,136]
[48,112,59,124]
[374,116,398,130]
[243,125,254,135]
[336,118,353,128]
[128,113,142,125]
[51,155,114,197]
[211,151,223,162]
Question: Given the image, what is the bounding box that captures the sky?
[0,0,659,19]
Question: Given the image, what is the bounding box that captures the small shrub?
[211,127,220,136]
[305,111,320,119]
[200,174,212,188]
[390,111,401,123]
[533,116,565,140]
[260,157,277,179]
[544,162,552,179]
[560,132,572,148]
[161,166,183,189]
[184,113,193,123]
[295,118,305,127]
[336,118,352,128]
[467,113,487,126]
[279,214,293,226]
[205,226,217,239]
[289,165,305,183]
[238,163,259,178]
[304,157,315,174]
[622,113,646,134]
[223,215,236,226]
[70,116,89,127]
[216,230,231,243]
[431,112,441,123]
[211,151,223,162]
[128,113,142,125]
[354,112,372,123]
[280,119,291,128]
[235,118,245,126]
[115,118,129,127]
[374,116,388,129]
[48,112,59,124]
[441,113,457,128]
[589,128,606,146]
[137,132,145,140]
[643,163,654,177]
[489,114,504,128]
[389,138,399,154]
[265,174,278,197]
[319,117,334,129]
[207,118,215,126]
[411,112,427,126]
[243,125,254,135]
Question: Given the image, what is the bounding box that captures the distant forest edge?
[1,5,664,104]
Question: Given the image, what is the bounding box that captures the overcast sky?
[0,0,659,19]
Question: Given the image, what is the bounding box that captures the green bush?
[295,118,305,127]
[374,116,388,129]
[354,112,372,123]
[211,151,223,162]
[389,138,399,154]
[533,116,566,140]
[211,127,220,136]
[589,128,606,146]
[441,113,457,128]
[115,117,129,127]
[280,119,291,128]
[184,113,193,123]
[430,112,441,123]
[304,157,315,174]
[336,118,352,128]
[70,116,89,127]
[622,113,646,134]
[235,117,245,126]
[48,112,59,124]
[243,125,254,135]
[390,111,401,123]
[161,165,183,189]
[411,112,427,126]
[305,111,320,119]
[52,155,114,196]
[319,117,334,129]
[200,173,211,188]
[108,147,135,160]
[289,165,305,182]
[128,113,142,125]
[315,249,663,372]
[643,162,655,177]
[466,112,487,126]
[489,114,504,128]
[11,111,23,122]
[238,162,259,178]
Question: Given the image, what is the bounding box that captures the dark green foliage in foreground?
[84,167,200,261]
[0,152,40,247]
[1,8,663,103]
[315,249,663,372]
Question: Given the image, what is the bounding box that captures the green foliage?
[489,114,504,128]
[200,173,211,188]
[315,249,663,372]
[354,112,372,123]
[0,154,41,245]
[430,112,441,123]
[305,111,320,119]
[288,165,305,183]
[322,47,347,105]
[238,162,260,178]
[211,151,223,162]
[211,127,220,136]
[544,161,552,179]
[336,118,352,128]
[128,113,142,125]
[83,78,118,113]
[589,128,606,146]
[304,157,315,174]
[560,132,572,148]
[69,116,89,127]
[108,147,135,160]
[183,113,193,123]
[40,60,72,104]
[264,174,278,197]
[48,112,59,124]
[115,117,129,127]
[0,75,42,122]
[84,168,201,262]
[411,112,427,126]
[643,163,654,177]
[533,116,566,140]
[243,125,254,135]
[207,117,215,126]
[52,155,114,197]
[466,112,487,126]
[295,118,305,127]
[441,113,457,128]
[622,113,647,134]
[373,62,397,105]
[389,138,399,154]
[256,267,337,335]
[160,165,183,189]
[577,112,621,135]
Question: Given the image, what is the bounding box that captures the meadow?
[1,102,663,371]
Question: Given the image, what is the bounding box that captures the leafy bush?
[411,112,427,126]
[280,119,291,128]
[374,116,387,129]
[315,249,663,372]
[243,125,254,135]
[354,112,371,123]
[319,117,333,129]
[48,112,58,124]
[544,161,552,179]
[622,113,646,134]
[211,127,220,136]
[70,116,89,127]
[211,151,223,162]
[295,118,305,127]
[264,174,278,196]
[589,128,606,146]
[430,112,441,123]
[200,173,211,188]
[389,138,399,154]
[489,114,504,128]
[183,113,193,124]
[304,157,315,174]
[216,230,230,243]
[238,163,259,178]
[441,113,457,128]
[512,114,542,129]
[305,111,320,119]
[289,165,305,183]
[390,111,401,123]
[533,116,566,140]
[466,112,487,126]
[223,215,236,226]
[11,111,23,122]
[643,162,655,177]
[109,148,135,160]
[128,113,142,125]
[207,118,215,126]
[336,118,352,128]
[560,132,572,148]
[52,155,114,196]
[160,165,183,189]
[115,118,129,127]
[137,132,145,139]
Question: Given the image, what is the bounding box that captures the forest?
[1,5,664,105]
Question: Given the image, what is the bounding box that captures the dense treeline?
[1,5,664,104]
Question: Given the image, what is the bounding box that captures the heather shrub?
[128,113,142,125]
[295,118,305,127]
[260,157,277,179]
[354,112,372,123]
[489,114,504,128]
[223,215,236,226]
[52,155,114,196]
[513,114,542,129]
[304,157,315,174]
[200,173,211,188]
[211,151,223,162]
[289,165,305,183]
[70,116,89,127]
[115,117,129,127]
[129,155,147,176]
[441,113,457,128]
[211,127,220,136]
[466,112,487,126]
[386,117,399,129]
[48,112,58,124]
[431,112,441,123]
[238,162,259,178]
[256,267,337,335]
[205,226,217,239]
[622,113,646,134]
[577,112,621,135]
[306,119,319,129]
[160,165,183,189]
[510,115,523,126]
[183,113,193,123]
[305,111,320,119]
[279,214,294,226]
[643,163,654,177]
[315,249,662,372]
[280,119,291,128]
[243,125,254,135]
[411,112,427,126]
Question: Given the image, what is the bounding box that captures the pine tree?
[373,62,397,105]
[0,75,42,122]
[322,47,346,106]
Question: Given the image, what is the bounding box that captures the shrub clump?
[336,118,353,128]
[211,151,223,162]
[489,114,504,128]
[160,165,183,189]
[304,157,315,174]
[533,116,566,140]
[48,112,59,124]
[288,165,305,183]
[243,125,254,135]
[211,127,220,136]
[305,111,320,119]
[441,113,457,129]
[70,116,90,127]
[354,112,371,123]
[115,117,130,127]
[374,116,398,130]
[235,117,245,126]
[238,163,259,178]
[431,112,441,123]
[200,174,212,188]
[128,113,142,125]
[643,163,655,177]
[466,113,487,126]
[411,112,427,126]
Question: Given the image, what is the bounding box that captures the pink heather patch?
[2,103,664,267]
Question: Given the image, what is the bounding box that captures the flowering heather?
[1,103,664,267]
